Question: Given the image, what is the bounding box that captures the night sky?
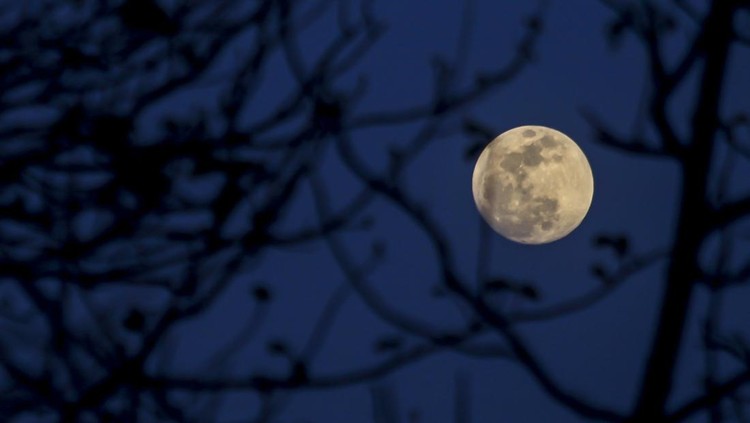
[2,0,750,422]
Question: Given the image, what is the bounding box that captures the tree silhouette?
[1,0,749,422]
[0,0,541,421]
[588,1,750,420]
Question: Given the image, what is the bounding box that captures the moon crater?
[472,125,593,244]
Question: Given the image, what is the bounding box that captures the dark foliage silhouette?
[0,0,541,421]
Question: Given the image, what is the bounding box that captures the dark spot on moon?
[499,153,528,192]
[500,152,523,172]
[521,143,543,167]
[539,135,557,149]
[482,174,513,209]
[502,196,560,239]
[482,174,500,203]
[532,197,560,231]
[522,129,536,137]
[499,145,543,172]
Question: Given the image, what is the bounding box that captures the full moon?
[472,125,593,244]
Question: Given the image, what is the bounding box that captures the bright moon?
[472,125,594,244]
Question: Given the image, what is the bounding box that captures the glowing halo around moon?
[472,125,594,244]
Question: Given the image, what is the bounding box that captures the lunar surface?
[472,125,593,244]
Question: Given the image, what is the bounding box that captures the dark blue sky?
[253,1,750,422]
[4,0,750,422]
[157,1,750,422]
[151,1,750,422]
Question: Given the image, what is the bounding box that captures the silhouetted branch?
[349,4,545,129]
[594,1,750,420]
[141,335,493,394]
[334,128,624,421]
[508,248,668,322]
[667,369,750,422]
[4,0,554,418]
[582,109,679,158]
[713,196,750,230]
[310,170,474,340]
[3,0,748,420]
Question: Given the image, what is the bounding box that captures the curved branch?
[334,131,624,422]
[509,248,669,323]
[712,195,750,230]
[666,369,750,422]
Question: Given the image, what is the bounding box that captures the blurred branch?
[582,109,680,158]
[667,369,750,423]
[334,129,624,420]
[349,3,546,129]
[309,170,475,341]
[454,371,472,423]
[142,336,490,393]
[713,195,750,230]
[598,0,744,419]
[509,248,668,323]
